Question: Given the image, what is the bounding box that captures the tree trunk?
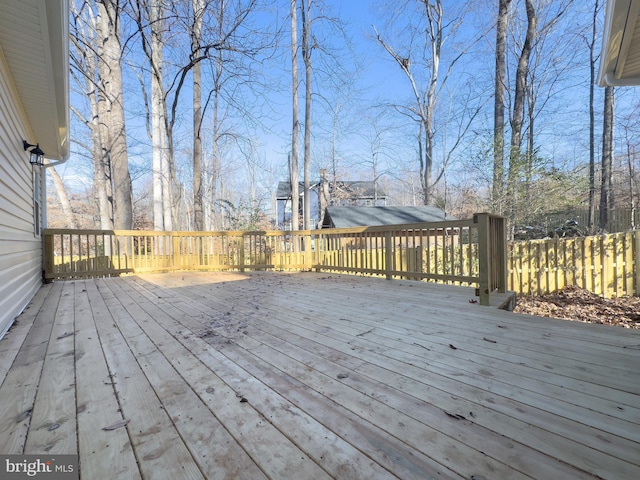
[71,1,112,229]
[493,0,512,215]
[211,47,222,231]
[89,42,113,230]
[599,86,615,230]
[192,0,204,231]
[49,166,78,229]
[150,0,173,231]
[524,82,536,219]
[301,0,312,228]
[507,0,536,222]
[290,0,299,230]
[588,0,599,231]
[151,0,164,230]
[624,125,636,229]
[423,1,441,206]
[96,0,133,230]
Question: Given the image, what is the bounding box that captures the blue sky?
[58,0,638,216]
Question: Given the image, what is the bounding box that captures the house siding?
[0,48,42,338]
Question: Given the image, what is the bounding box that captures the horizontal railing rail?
[43,213,507,305]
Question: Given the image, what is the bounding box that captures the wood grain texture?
[1,271,638,479]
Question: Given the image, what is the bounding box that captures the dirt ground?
[514,285,640,329]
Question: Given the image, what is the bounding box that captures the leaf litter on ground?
[514,285,640,329]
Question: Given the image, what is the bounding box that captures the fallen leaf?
[483,337,497,343]
[469,299,478,304]
[239,397,248,403]
[337,373,349,379]
[57,331,75,340]
[102,419,130,431]
[449,344,457,350]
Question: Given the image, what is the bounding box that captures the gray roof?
[276,180,385,199]
[322,206,455,228]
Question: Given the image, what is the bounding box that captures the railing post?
[239,233,246,272]
[495,216,508,293]
[43,231,54,282]
[172,235,179,271]
[385,231,393,280]
[304,233,312,270]
[475,213,491,306]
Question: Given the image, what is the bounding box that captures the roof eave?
[38,0,70,160]
[0,0,70,160]
[598,0,640,86]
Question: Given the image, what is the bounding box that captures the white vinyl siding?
[0,47,42,338]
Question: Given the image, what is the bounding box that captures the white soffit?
[0,0,69,159]
[598,0,640,86]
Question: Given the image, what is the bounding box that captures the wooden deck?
[0,272,638,479]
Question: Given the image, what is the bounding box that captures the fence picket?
[507,231,639,298]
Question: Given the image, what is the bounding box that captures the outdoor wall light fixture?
[23,140,45,167]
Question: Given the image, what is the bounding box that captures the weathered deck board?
[145,272,638,479]
[25,281,77,454]
[0,285,49,387]
[0,281,62,454]
[0,271,639,479]
[88,279,206,480]
[101,277,317,480]
[75,279,139,479]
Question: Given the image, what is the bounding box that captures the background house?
[0,0,69,338]
[276,170,387,229]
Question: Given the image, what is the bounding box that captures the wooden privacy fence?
[43,213,507,306]
[508,231,640,298]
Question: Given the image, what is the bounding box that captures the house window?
[33,169,41,237]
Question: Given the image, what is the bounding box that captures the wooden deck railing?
[42,213,507,305]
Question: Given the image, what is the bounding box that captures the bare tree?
[523,3,574,209]
[599,86,614,230]
[70,0,113,229]
[192,0,205,230]
[48,165,79,229]
[131,0,173,230]
[290,0,300,230]
[375,0,481,205]
[620,105,639,228]
[506,0,536,219]
[506,0,574,226]
[97,0,133,230]
[493,0,512,215]
[301,0,312,228]
[71,0,133,230]
[587,0,600,231]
